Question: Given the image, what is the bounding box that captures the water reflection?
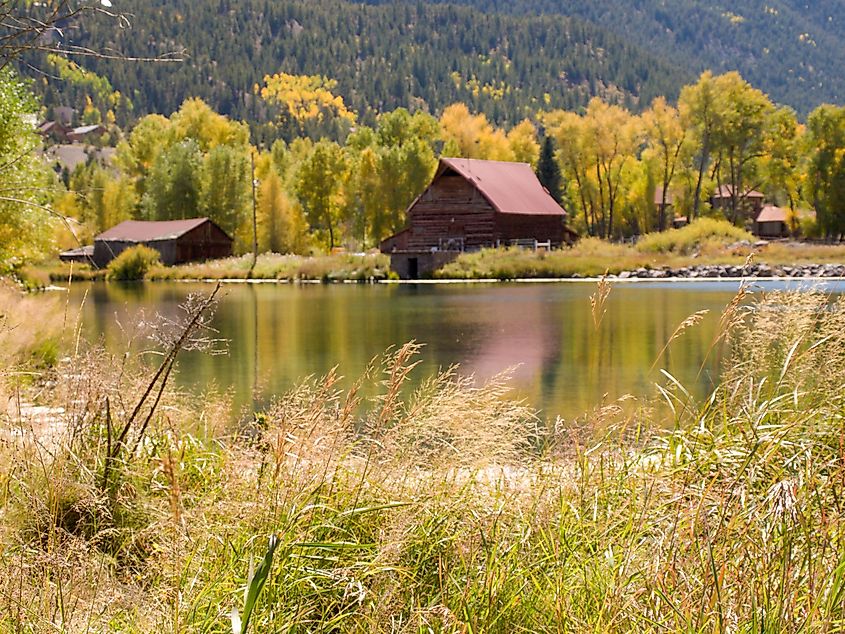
[68,280,845,420]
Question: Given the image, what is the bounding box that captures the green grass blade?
[239,534,280,634]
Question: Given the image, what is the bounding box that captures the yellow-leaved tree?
[257,169,310,254]
[260,73,356,128]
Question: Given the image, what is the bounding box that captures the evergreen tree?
[537,136,563,204]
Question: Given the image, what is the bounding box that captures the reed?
[1,282,845,631]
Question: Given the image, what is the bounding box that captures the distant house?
[68,124,106,144]
[380,157,575,278]
[654,187,688,229]
[93,218,233,268]
[654,187,673,221]
[753,205,790,238]
[710,185,765,218]
[37,120,71,143]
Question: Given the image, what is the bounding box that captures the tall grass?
[2,283,845,631]
[148,252,391,282]
[438,221,758,280]
[437,238,653,279]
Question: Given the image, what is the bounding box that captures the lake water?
[67,280,842,420]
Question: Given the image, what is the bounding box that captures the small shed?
[753,205,790,238]
[380,158,575,278]
[59,245,95,264]
[93,218,233,268]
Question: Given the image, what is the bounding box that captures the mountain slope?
[24,0,689,131]
[361,0,845,114]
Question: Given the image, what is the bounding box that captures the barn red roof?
[437,158,566,216]
[756,205,788,223]
[96,218,215,242]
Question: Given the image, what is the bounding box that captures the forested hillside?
[360,0,845,115]
[23,0,687,134]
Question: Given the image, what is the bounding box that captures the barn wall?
[495,213,567,245]
[175,222,233,263]
[754,221,788,238]
[93,239,180,267]
[406,174,497,250]
[389,251,460,279]
[94,239,177,266]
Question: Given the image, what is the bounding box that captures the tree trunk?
[692,138,710,220]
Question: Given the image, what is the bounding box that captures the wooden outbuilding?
[93,218,233,268]
[753,205,790,238]
[710,185,765,218]
[67,124,107,144]
[59,245,95,264]
[37,120,70,143]
[380,158,575,278]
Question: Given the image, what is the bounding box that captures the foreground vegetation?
[2,279,845,631]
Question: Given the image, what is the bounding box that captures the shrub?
[636,217,753,254]
[106,245,161,281]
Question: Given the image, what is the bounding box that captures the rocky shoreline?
[612,263,845,280]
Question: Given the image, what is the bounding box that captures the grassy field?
[2,278,845,631]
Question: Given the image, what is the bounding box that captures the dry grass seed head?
[590,271,612,330]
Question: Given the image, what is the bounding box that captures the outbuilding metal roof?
[96,218,212,242]
[437,157,566,216]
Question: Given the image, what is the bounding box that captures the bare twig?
[102,283,223,488]
[0,1,185,70]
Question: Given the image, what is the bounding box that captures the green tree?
[141,139,202,221]
[643,97,686,231]
[760,107,802,226]
[294,140,347,250]
[0,72,53,267]
[709,73,776,224]
[805,105,845,238]
[679,72,719,220]
[536,136,563,204]
[200,144,250,237]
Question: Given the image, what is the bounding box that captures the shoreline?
[32,260,845,288]
[42,274,845,289]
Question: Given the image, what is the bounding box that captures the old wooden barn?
[380,158,574,278]
[91,218,233,267]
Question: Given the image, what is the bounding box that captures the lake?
[67,279,841,421]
